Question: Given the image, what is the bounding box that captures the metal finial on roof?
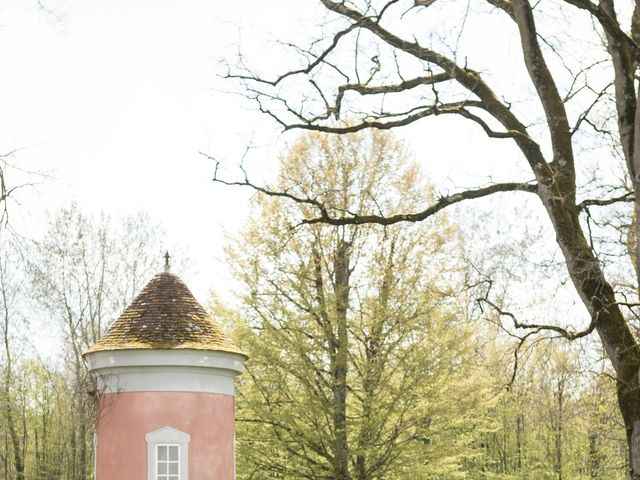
[164,251,171,272]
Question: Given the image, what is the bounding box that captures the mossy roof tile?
[84,272,244,356]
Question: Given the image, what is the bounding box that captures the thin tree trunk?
[1,268,24,480]
[2,369,23,480]
[4,431,8,480]
[79,401,87,480]
[332,239,351,480]
[589,431,600,479]
[555,378,564,480]
[515,413,523,472]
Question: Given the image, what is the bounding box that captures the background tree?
[223,130,496,479]
[0,236,25,479]
[0,205,170,479]
[223,1,640,476]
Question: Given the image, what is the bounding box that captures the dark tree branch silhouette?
[219,1,640,477]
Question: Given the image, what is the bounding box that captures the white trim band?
[86,349,246,372]
[86,349,245,396]
[95,367,237,395]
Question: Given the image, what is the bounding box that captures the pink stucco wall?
[96,391,235,479]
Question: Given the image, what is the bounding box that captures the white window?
[156,444,180,480]
[145,427,190,480]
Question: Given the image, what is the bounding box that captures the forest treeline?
[0,209,166,479]
[222,131,630,480]
[0,131,632,479]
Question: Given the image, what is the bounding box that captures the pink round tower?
[84,259,246,480]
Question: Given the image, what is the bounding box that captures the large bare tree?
[221,1,640,477]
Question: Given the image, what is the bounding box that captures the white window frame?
[145,426,190,480]
[155,443,181,480]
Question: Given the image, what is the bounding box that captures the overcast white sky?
[0,0,518,301]
[0,0,316,299]
[0,0,589,339]
[1,0,616,366]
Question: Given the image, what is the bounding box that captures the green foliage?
[0,358,78,480]
[0,140,630,479]
[221,130,497,479]
[218,130,629,480]
[474,342,627,480]
[0,207,168,479]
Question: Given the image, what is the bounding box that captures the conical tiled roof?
[84,272,244,356]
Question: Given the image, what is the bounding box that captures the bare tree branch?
[563,0,640,57]
[334,72,455,117]
[208,158,538,226]
[225,22,361,87]
[511,0,574,178]
[478,297,599,341]
[578,192,634,211]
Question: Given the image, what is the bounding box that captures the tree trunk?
[332,239,351,480]
[2,383,23,480]
[538,183,640,479]
[1,289,24,480]
[589,431,600,479]
[555,378,564,480]
[79,402,87,480]
[4,431,8,480]
[515,413,523,472]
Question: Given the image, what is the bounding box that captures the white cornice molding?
[86,349,245,396]
[86,349,246,373]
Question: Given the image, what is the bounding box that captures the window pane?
[158,476,167,480]
[168,476,178,480]
[158,463,167,474]
[158,446,167,461]
[169,463,178,474]
[169,446,179,461]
